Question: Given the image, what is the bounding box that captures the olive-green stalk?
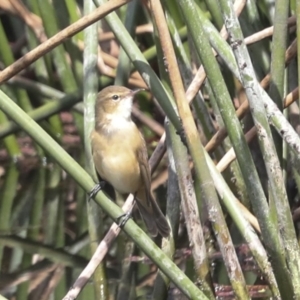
[0,20,32,113]
[152,16,213,296]
[113,4,139,298]
[0,89,207,299]
[199,14,300,163]
[114,0,139,86]
[165,120,214,299]
[64,0,84,41]
[152,120,181,300]
[204,151,280,297]
[54,182,67,299]
[267,0,289,94]
[0,104,21,157]
[151,0,248,297]
[43,164,62,245]
[162,12,237,299]
[297,0,300,113]
[25,1,53,83]
[0,24,21,156]
[219,0,300,297]
[142,25,187,63]
[37,0,77,94]
[0,165,19,265]
[26,23,64,148]
[16,167,46,300]
[177,0,293,297]
[116,241,136,300]
[84,0,108,299]
[269,0,289,161]
[93,0,181,131]
[238,4,270,79]
[150,17,185,299]
[0,92,81,139]
[165,10,216,142]
[53,0,83,84]
[0,0,132,84]
[203,0,223,30]
[38,0,84,138]
[163,0,185,29]
[164,10,248,293]
[0,235,88,268]
[204,81,249,207]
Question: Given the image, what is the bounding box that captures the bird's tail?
[135,189,170,237]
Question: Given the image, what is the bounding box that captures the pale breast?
[99,150,140,194]
[91,123,142,194]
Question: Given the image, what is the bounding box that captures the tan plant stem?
[0,0,132,83]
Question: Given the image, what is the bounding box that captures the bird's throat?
[96,115,134,137]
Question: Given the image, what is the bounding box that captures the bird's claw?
[88,181,106,200]
[117,211,132,228]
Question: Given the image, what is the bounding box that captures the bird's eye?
[112,95,119,100]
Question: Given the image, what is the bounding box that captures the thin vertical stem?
[84,0,108,298]
[150,0,249,298]
[177,0,293,297]
[269,0,289,161]
[218,0,300,297]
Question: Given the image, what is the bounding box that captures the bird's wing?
[136,141,152,207]
[90,130,105,181]
[135,133,171,237]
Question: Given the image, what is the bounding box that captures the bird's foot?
[116,206,134,228]
[88,181,106,200]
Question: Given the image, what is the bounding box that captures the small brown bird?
[90,86,170,237]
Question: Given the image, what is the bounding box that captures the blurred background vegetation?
[0,0,299,299]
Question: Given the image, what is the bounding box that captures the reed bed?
[0,0,299,299]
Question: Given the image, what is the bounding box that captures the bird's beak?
[130,88,145,96]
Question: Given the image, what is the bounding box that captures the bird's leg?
[88,181,106,200]
[116,198,136,228]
